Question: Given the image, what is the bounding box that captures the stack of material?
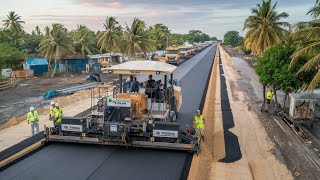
[12,70,34,78]
[116,93,148,119]
[173,86,182,112]
[0,81,12,91]
[59,82,98,95]
[43,82,99,99]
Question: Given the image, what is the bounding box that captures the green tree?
[243,0,290,56]
[21,33,41,54]
[72,25,97,56]
[210,37,218,41]
[125,18,154,60]
[256,45,314,108]
[2,11,25,32]
[38,24,74,77]
[149,24,170,49]
[290,19,320,90]
[307,0,320,19]
[0,43,24,69]
[97,17,121,65]
[223,31,243,47]
[186,30,210,43]
[0,29,25,48]
[169,33,185,46]
[35,26,41,36]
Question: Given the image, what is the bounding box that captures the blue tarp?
[26,58,48,65]
[43,89,62,99]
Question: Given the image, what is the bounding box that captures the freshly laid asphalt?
[0,45,216,180]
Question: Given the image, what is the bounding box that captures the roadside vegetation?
[0,12,215,77]
[235,0,320,108]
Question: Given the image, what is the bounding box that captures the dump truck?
[44,61,199,153]
[165,47,183,65]
[178,46,190,60]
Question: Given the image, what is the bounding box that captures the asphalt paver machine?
[44,61,199,152]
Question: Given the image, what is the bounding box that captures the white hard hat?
[30,107,35,111]
[50,101,55,105]
[197,110,200,113]
[55,103,60,106]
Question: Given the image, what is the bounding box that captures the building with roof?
[88,53,125,66]
[58,55,90,73]
[24,58,48,76]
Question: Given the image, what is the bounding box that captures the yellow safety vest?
[267,91,274,100]
[27,111,39,122]
[194,115,204,129]
[54,108,63,123]
[50,106,55,116]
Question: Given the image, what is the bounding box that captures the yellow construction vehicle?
[178,46,190,60]
[164,46,181,65]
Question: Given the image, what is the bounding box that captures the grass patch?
[0,76,10,82]
[43,70,72,78]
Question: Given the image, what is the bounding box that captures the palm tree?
[38,24,74,77]
[44,26,50,37]
[308,0,320,19]
[97,17,121,65]
[125,18,155,60]
[2,29,25,47]
[72,25,97,56]
[3,11,25,32]
[290,20,320,90]
[243,0,290,56]
[149,24,170,49]
[35,26,41,36]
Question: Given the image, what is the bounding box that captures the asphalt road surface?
[0,45,216,180]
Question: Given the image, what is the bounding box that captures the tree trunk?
[283,93,287,111]
[261,85,266,111]
[51,59,57,78]
[144,52,148,60]
[273,86,278,107]
[109,42,112,66]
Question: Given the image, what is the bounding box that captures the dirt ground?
[0,74,117,125]
[0,93,93,152]
[219,46,320,179]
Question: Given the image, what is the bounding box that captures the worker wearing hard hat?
[54,103,63,127]
[193,110,205,142]
[49,101,55,126]
[27,107,39,136]
[266,89,274,104]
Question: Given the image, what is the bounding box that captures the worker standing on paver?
[133,77,140,93]
[27,107,39,136]
[145,75,157,98]
[54,103,63,129]
[49,101,55,126]
[193,110,205,142]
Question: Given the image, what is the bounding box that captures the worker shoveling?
[44,61,199,152]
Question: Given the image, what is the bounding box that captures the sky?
[0,0,316,39]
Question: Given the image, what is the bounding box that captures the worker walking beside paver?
[193,110,205,142]
[27,107,39,136]
[54,103,63,129]
[49,101,55,126]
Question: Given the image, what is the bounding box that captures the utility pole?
[166,36,169,48]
